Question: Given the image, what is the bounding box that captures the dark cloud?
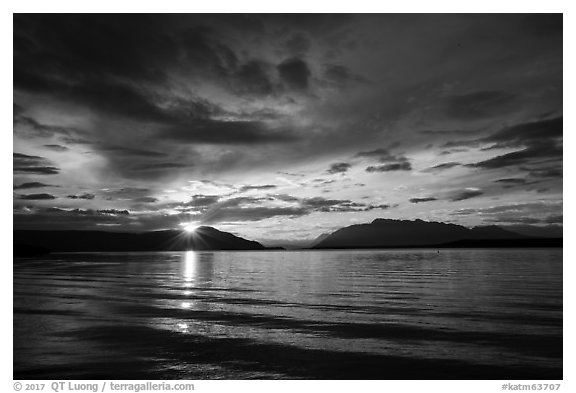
[133,162,192,171]
[321,64,365,88]
[13,153,60,175]
[483,117,562,147]
[300,196,392,213]
[465,118,562,169]
[14,115,78,139]
[14,182,53,190]
[355,148,394,160]
[423,162,461,172]
[356,148,411,172]
[98,145,168,158]
[521,14,562,37]
[282,32,311,57]
[364,203,394,211]
[194,194,395,224]
[101,187,151,200]
[409,197,437,203]
[366,162,412,172]
[68,193,96,200]
[494,178,527,184]
[468,140,561,169]
[526,166,562,179]
[13,207,134,230]
[43,144,69,152]
[132,197,159,203]
[160,119,297,144]
[277,58,311,91]
[419,129,471,135]
[327,162,351,174]
[18,193,57,200]
[15,15,297,150]
[440,90,517,119]
[239,185,277,192]
[97,209,130,215]
[232,60,274,96]
[439,148,469,155]
[201,206,308,224]
[450,189,483,202]
[186,194,221,208]
[451,202,562,225]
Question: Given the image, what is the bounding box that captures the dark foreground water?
[14,249,562,380]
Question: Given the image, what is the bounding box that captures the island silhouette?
[14,218,561,255]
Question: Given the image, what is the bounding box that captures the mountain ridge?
[313,219,561,249]
[14,226,266,254]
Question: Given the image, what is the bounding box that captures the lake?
[13,249,562,379]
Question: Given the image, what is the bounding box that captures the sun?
[182,224,199,233]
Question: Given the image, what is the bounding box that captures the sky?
[13,14,563,244]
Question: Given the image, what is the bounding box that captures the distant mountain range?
[14,226,266,255]
[14,219,562,256]
[312,219,562,249]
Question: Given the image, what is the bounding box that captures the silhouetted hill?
[440,238,563,248]
[13,226,266,253]
[468,225,524,239]
[310,232,332,247]
[313,219,561,249]
[501,224,563,238]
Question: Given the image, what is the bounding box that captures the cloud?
[282,32,311,57]
[97,209,130,215]
[321,64,366,88]
[12,15,562,235]
[355,148,396,161]
[160,119,297,144]
[132,197,159,203]
[18,193,57,200]
[14,115,78,139]
[13,153,60,175]
[14,182,53,190]
[194,194,395,224]
[468,140,561,169]
[494,178,527,184]
[201,206,309,224]
[366,162,412,172]
[98,145,168,158]
[483,117,562,147]
[356,148,412,172]
[13,207,134,230]
[186,194,221,208]
[238,185,277,192]
[440,90,517,119]
[459,118,563,170]
[43,144,70,152]
[423,162,461,172]
[521,14,562,37]
[526,166,562,179]
[133,162,193,171]
[451,201,562,225]
[277,58,311,91]
[232,60,274,96]
[327,162,351,174]
[409,197,437,203]
[67,193,96,200]
[101,187,152,200]
[450,188,483,201]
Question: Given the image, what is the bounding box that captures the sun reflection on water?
[183,251,196,286]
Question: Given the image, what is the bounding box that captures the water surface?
[14,249,562,379]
